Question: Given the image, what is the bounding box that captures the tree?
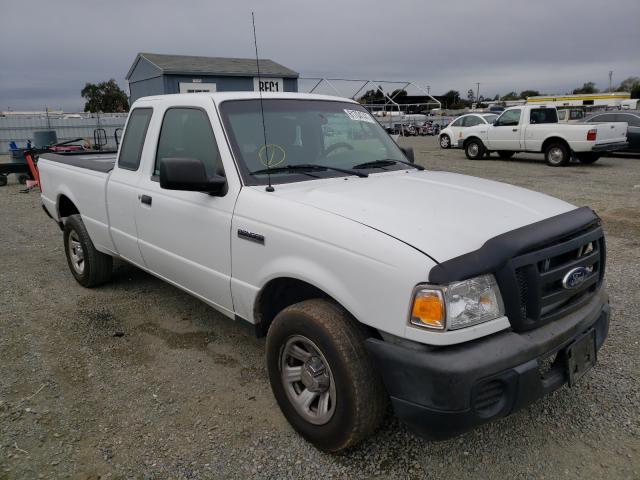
[389,88,407,100]
[358,88,385,104]
[572,82,599,95]
[500,91,520,101]
[617,76,640,92]
[81,79,129,113]
[631,83,640,99]
[442,90,460,108]
[520,90,540,99]
[467,89,475,103]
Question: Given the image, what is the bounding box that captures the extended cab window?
[118,108,152,170]
[154,108,221,177]
[530,108,558,124]
[495,109,521,126]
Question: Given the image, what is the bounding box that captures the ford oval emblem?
[562,267,589,289]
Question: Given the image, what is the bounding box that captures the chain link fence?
[0,113,128,154]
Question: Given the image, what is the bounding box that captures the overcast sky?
[1,0,638,111]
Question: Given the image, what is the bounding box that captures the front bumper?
[592,141,628,152]
[366,288,609,439]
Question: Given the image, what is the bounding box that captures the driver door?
[488,109,522,150]
[134,103,239,314]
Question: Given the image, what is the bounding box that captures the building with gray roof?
[126,52,299,103]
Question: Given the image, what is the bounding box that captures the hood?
[266,170,575,262]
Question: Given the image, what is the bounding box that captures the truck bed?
[38,152,117,173]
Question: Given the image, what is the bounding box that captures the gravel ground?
[1,142,639,479]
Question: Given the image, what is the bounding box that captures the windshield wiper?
[250,163,368,178]
[352,158,424,171]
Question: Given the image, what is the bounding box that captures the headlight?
[410,274,504,331]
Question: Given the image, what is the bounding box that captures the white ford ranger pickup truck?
[458,104,628,166]
[38,92,610,452]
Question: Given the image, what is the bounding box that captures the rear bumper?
[366,289,609,439]
[592,141,628,152]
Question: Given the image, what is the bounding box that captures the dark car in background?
[582,111,640,153]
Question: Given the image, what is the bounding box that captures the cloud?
[1,0,638,110]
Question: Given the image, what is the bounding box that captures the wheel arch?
[463,135,484,148]
[253,276,378,339]
[57,193,81,220]
[541,136,571,154]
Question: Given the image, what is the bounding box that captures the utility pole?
[427,85,431,95]
[608,71,613,92]
[476,82,480,103]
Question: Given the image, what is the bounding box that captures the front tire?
[465,138,485,160]
[577,153,601,164]
[63,214,113,287]
[266,299,387,452]
[439,134,451,149]
[545,142,570,166]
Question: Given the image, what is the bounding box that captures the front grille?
[496,224,605,331]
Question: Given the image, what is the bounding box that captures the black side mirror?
[400,146,415,163]
[159,157,227,195]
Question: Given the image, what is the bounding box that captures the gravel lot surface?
[1,141,639,479]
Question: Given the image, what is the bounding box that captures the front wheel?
[439,134,451,149]
[544,142,570,166]
[266,299,387,452]
[63,214,113,287]
[577,153,601,164]
[464,139,485,160]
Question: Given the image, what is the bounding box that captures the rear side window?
[588,114,617,122]
[464,116,484,127]
[154,108,221,177]
[118,108,153,170]
[619,114,640,127]
[529,108,558,124]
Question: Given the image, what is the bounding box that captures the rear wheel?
[266,299,387,452]
[439,134,451,149]
[0,175,7,187]
[63,214,113,287]
[577,153,601,164]
[498,151,515,159]
[544,142,570,166]
[465,138,485,160]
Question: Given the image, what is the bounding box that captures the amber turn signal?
[410,290,445,329]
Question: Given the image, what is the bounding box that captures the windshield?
[220,99,408,185]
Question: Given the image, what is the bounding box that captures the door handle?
[512,128,518,132]
[140,194,152,206]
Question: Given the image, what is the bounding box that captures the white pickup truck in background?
[458,105,628,165]
[38,92,610,452]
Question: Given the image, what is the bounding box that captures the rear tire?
[63,214,113,287]
[465,138,485,160]
[439,134,451,149]
[544,142,570,166]
[498,151,515,159]
[577,153,601,164]
[266,299,387,452]
[0,175,7,187]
